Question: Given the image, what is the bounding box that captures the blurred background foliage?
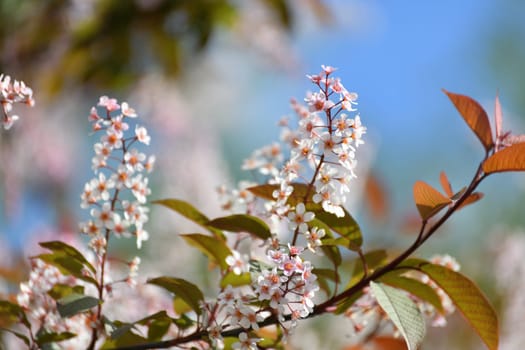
[0,0,327,94]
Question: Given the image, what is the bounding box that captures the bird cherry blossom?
[0,74,35,129]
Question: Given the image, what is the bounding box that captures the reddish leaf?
[439,171,453,198]
[343,338,407,350]
[364,172,389,221]
[413,181,451,220]
[248,183,320,209]
[444,90,494,151]
[372,337,408,350]
[458,192,484,210]
[483,142,525,174]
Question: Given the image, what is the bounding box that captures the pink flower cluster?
[243,65,366,218]
[259,241,319,321]
[80,97,155,254]
[0,74,35,130]
[202,240,320,349]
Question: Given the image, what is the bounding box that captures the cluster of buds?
[0,74,35,130]
[79,96,155,257]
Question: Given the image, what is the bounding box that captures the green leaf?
[207,214,272,240]
[109,323,135,340]
[334,290,364,315]
[313,268,339,296]
[153,198,224,239]
[147,277,204,316]
[313,268,339,282]
[172,314,194,330]
[135,310,169,325]
[36,253,99,287]
[379,274,444,313]
[36,331,76,346]
[347,250,388,288]
[57,294,100,318]
[397,258,430,269]
[220,272,252,288]
[180,233,232,270]
[223,336,240,350]
[100,331,148,349]
[47,284,85,300]
[370,281,426,350]
[0,300,30,328]
[0,327,30,346]
[420,263,498,350]
[248,183,321,209]
[320,244,342,268]
[314,209,362,250]
[39,241,96,273]
[147,316,171,341]
[311,218,342,267]
[173,296,192,315]
[246,184,277,201]
[321,237,352,247]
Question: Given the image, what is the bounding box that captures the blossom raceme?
[7,97,156,349]
[241,65,366,219]
[80,96,154,253]
[0,74,35,129]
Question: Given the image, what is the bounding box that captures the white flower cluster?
[0,74,35,130]
[203,240,320,349]
[258,242,320,321]
[79,96,155,254]
[217,181,257,214]
[243,65,366,217]
[16,259,92,349]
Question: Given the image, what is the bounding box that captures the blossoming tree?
[2,66,524,349]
